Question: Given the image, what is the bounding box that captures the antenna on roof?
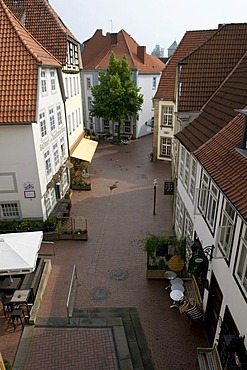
[109,19,113,33]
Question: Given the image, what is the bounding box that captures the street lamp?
[153,179,158,215]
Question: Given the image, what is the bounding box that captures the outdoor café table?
[170,277,184,286]
[1,277,22,292]
[171,283,185,293]
[164,271,177,290]
[170,289,184,309]
[10,289,32,316]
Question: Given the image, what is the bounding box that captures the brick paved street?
[0,134,207,369]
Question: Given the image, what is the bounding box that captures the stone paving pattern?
[0,135,208,369]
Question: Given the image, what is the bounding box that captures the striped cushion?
[186,304,204,320]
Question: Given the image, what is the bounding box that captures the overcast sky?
[50,0,247,55]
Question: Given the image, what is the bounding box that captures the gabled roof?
[82,29,165,73]
[178,23,247,112]
[3,0,78,65]
[154,29,216,101]
[0,0,61,123]
[175,50,247,152]
[194,114,247,221]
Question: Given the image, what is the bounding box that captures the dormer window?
[234,109,247,157]
[67,41,79,66]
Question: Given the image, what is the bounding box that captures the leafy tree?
[90,52,143,140]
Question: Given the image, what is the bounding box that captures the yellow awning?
[71,138,98,163]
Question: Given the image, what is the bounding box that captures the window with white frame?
[86,77,91,89]
[198,171,210,215]
[88,97,92,110]
[39,111,47,138]
[73,77,76,96]
[53,142,59,168]
[67,41,79,66]
[41,69,47,94]
[68,115,72,135]
[184,210,193,240]
[50,70,56,92]
[124,121,131,133]
[44,149,52,177]
[65,77,69,98]
[45,188,55,216]
[78,107,81,125]
[189,157,197,199]
[72,112,75,131]
[152,77,156,89]
[76,76,79,95]
[160,137,172,157]
[175,193,185,237]
[62,170,69,192]
[184,150,190,190]
[179,146,185,179]
[161,106,173,126]
[60,136,65,157]
[0,203,19,219]
[56,104,62,126]
[103,120,110,132]
[49,107,55,131]
[206,183,218,229]
[69,77,73,97]
[76,109,79,128]
[236,224,247,294]
[218,199,235,259]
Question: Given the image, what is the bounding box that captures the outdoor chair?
[11,308,24,330]
[0,292,12,317]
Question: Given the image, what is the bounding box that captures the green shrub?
[4,358,12,370]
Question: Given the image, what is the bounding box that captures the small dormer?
[235,109,247,158]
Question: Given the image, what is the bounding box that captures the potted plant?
[143,234,186,279]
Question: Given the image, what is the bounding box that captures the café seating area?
[0,257,45,330]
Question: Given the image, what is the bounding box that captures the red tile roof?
[154,29,216,101]
[175,50,247,152]
[82,29,165,73]
[194,114,247,220]
[178,23,247,112]
[3,0,77,65]
[0,0,61,123]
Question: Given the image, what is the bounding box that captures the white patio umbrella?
[0,231,43,276]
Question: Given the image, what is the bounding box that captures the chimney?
[137,46,146,64]
[110,33,118,45]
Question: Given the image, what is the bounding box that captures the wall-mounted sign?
[24,190,36,199]
[23,181,34,191]
[164,181,174,195]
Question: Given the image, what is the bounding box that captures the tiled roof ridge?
[42,0,78,42]
[1,0,61,65]
[200,50,247,112]
[194,113,247,220]
[154,28,216,100]
[120,29,136,66]
[180,27,221,64]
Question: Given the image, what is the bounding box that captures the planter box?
[43,231,59,241]
[71,184,91,191]
[146,269,166,279]
[58,232,88,241]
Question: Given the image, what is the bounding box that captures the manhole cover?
[90,287,111,301]
[109,269,129,281]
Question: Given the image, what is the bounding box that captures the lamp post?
[153,179,157,215]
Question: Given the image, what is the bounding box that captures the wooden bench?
[20,258,45,301]
[183,274,202,309]
[197,345,223,370]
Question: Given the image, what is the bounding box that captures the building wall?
[137,73,161,138]
[63,72,85,149]
[0,125,42,219]
[175,144,247,348]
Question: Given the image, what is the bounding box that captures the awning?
[71,138,98,163]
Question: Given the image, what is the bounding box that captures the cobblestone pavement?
[0,134,207,369]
